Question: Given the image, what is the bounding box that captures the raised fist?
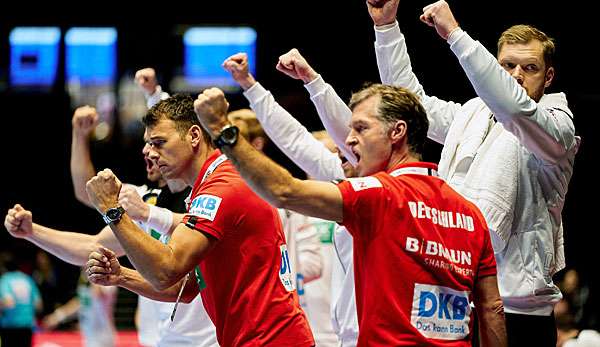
[276,48,318,84]
[4,204,33,239]
[86,169,122,213]
[86,246,122,286]
[72,106,98,137]
[134,68,159,95]
[193,88,230,135]
[222,53,256,90]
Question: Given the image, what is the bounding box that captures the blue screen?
[184,27,257,89]
[65,28,117,86]
[9,27,60,87]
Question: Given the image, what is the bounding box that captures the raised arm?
[70,106,99,207]
[369,0,461,144]
[85,170,216,290]
[4,204,124,266]
[423,0,577,162]
[277,49,358,166]
[222,52,345,181]
[135,68,169,109]
[87,246,199,303]
[473,275,507,347]
[194,88,344,223]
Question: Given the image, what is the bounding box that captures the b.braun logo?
[411,283,471,340]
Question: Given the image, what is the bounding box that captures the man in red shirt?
[84,94,314,346]
[193,85,507,346]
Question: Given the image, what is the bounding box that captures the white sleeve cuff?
[375,21,402,46]
[243,81,269,104]
[146,205,174,235]
[304,74,327,98]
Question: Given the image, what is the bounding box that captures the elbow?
[268,181,300,210]
[149,273,181,291]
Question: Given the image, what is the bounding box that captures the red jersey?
[181,150,314,347]
[337,162,496,346]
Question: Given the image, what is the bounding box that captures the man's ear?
[544,66,555,88]
[250,137,266,152]
[189,125,205,147]
[389,120,407,145]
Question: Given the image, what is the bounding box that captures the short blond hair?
[227,109,267,142]
[498,24,555,67]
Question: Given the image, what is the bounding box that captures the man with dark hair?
[193,85,507,346]
[85,94,315,347]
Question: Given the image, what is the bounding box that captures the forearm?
[475,275,508,347]
[28,223,101,266]
[244,82,345,181]
[118,266,189,302]
[70,132,96,207]
[110,216,185,289]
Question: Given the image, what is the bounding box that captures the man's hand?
[420,0,460,40]
[134,68,159,95]
[4,204,33,239]
[222,53,257,90]
[85,169,122,214]
[193,88,230,137]
[72,106,98,138]
[276,49,319,84]
[118,186,149,222]
[86,246,122,286]
[366,0,399,26]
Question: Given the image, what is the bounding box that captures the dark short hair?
[143,94,212,146]
[348,84,429,156]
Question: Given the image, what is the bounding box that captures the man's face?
[142,144,162,182]
[345,95,392,177]
[498,40,553,102]
[143,119,193,180]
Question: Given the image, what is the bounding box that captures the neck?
[165,179,188,193]
[386,147,421,172]
[184,144,216,186]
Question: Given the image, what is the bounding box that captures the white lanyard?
[172,153,228,323]
[389,166,438,178]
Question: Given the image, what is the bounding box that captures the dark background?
[1,0,598,327]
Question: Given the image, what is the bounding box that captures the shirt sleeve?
[244,82,345,181]
[449,31,577,164]
[337,175,388,239]
[180,175,236,241]
[374,21,462,144]
[476,219,497,279]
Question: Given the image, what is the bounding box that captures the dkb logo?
[411,283,471,340]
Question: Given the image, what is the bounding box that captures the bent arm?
[221,135,344,223]
[474,275,507,347]
[109,217,215,290]
[118,266,198,303]
[375,21,461,144]
[27,224,124,266]
[244,81,345,181]
[449,30,577,163]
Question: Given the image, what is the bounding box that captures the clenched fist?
[4,204,33,239]
[72,106,98,138]
[86,169,122,214]
[222,53,256,90]
[193,88,230,136]
[134,68,159,95]
[276,48,318,84]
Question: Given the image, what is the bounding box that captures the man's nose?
[511,65,524,85]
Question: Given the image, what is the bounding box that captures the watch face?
[221,126,238,144]
[106,207,123,220]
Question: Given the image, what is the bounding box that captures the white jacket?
[371,22,579,315]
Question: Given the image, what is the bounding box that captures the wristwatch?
[213,124,239,149]
[102,206,126,225]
